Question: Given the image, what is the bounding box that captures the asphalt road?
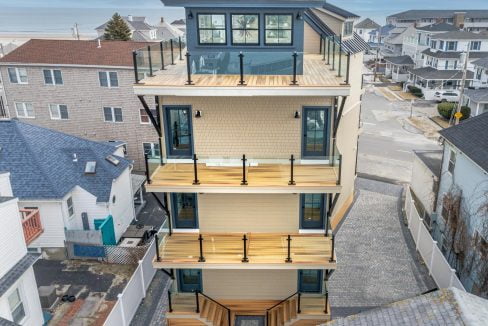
[357,88,441,183]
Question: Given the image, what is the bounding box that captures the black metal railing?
[266,292,300,325]
[195,291,231,326]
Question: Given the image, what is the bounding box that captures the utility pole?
[72,23,80,40]
[455,42,470,125]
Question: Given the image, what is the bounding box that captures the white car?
[434,91,460,103]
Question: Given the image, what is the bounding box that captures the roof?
[473,57,488,69]
[0,196,15,205]
[156,21,185,40]
[416,22,460,32]
[131,174,146,195]
[0,120,130,202]
[432,31,488,40]
[171,19,186,25]
[384,55,414,65]
[321,3,359,19]
[388,10,488,20]
[0,253,39,297]
[0,317,17,326]
[464,88,488,103]
[355,18,380,30]
[0,39,151,67]
[161,0,327,8]
[95,16,153,31]
[414,150,443,178]
[439,112,488,172]
[385,26,416,45]
[423,48,488,59]
[409,67,474,80]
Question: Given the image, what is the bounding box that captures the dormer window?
[343,21,353,37]
[265,14,292,45]
[430,40,437,49]
[198,14,226,44]
[231,14,259,45]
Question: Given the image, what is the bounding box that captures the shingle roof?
[439,112,488,172]
[409,67,474,80]
[0,317,17,326]
[388,10,488,20]
[156,21,185,40]
[473,57,488,69]
[171,19,186,25]
[321,3,359,19]
[355,18,380,30]
[432,31,488,40]
[325,288,488,326]
[416,22,460,32]
[423,49,488,60]
[0,39,151,67]
[385,55,414,65]
[464,88,488,103]
[0,120,130,202]
[0,253,39,297]
[414,150,443,178]
[95,16,153,31]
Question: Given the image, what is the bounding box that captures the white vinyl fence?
[405,187,465,291]
[104,240,157,326]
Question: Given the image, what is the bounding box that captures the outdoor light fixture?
[187,11,194,19]
[195,110,202,118]
[294,111,300,119]
[296,12,303,20]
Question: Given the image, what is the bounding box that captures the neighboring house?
[0,172,44,326]
[463,89,488,116]
[0,119,135,257]
[368,24,395,48]
[387,10,488,32]
[131,0,367,324]
[171,19,186,34]
[432,113,488,297]
[381,26,416,56]
[384,55,414,82]
[326,288,488,325]
[354,18,380,43]
[471,56,488,88]
[406,31,488,100]
[0,39,159,171]
[95,15,184,41]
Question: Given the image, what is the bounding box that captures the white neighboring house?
[0,119,136,257]
[354,18,380,44]
[381,26,416,56]
[0,172,44,326]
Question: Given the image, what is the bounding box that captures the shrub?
[407,85,423,97]
[437,103,471,120]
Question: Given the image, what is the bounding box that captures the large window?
[265,14,293,45]
[43,69,63,85]
[470,41,481,51]
[231,14,259,45]
[448,149,456,174]
[99,71,118,87]
[8,67,28,84]
[15,102,35,118]
[49,104,69,120]
[446,41,458,51]
[8,288,25,324]
[103,107,123,122]
[198,14,226,44]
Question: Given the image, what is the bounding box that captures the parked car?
[434,91,460,103]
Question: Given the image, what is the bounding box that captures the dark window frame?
[197,13,227,45]
[230,13,260,45]
[163,105,194,158]
[264,14,294,46]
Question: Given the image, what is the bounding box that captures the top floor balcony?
[132,36,351,97]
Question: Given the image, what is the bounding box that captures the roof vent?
[73,153,78,162]
[97,39,101,48]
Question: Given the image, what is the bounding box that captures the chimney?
[97,39,101,48]
[160,17,164,23]
[453,12,466,29]
[128,15,133,22]
[73,153,78,162]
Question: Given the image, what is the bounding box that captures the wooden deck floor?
[138,54,346,88]
[153,233,336,269]
[146,162,340,193]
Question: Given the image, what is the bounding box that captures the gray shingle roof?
[325,288,488,326]
[321,3,359,19]
[0,318,17,326]
[355,18,380,30]
[409,67,474,80]
[0,120,130,202]
[385,55,414,65]
[414,150,443,178]
[439,112,488,172]
[432,31,488,40]
[416,22,460,32]
[95,16,153,31]
[0,254,39,297]
[473,57,488,69]
[388,10,488,20]
[422,48,462,59]
[464,88,488,103]
[0,196,15,204]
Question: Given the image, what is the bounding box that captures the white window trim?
[99,71,119,88]
[49,104,69,120]
[14,102,35,119]
[139,108,158,124]
[8,67,28,84]
[8,286,27,325]
[143,142,160,157]
[103,106,123,123]
[43,69,63,85]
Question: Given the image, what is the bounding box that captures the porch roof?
[464,88,488,103]
[409,67,474,80]
[385,55,414,66]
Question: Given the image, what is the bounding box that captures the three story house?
[132,0,366,325]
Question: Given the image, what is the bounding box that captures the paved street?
[358,87,441,183]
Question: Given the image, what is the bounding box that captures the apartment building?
[131,0,367,325]
[0,39,161,171]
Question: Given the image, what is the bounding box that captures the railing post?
[332,40,336,70]
[238,52,246,86]
[198,234,205,262]
[155,234,161,262]
[242,234,249,262]
[148,45,154,77]
[192,154,200,185]
[297,293,301,313]
[345,52,351,84]
[324,290,329,314]
[327,38,330,65]
[185,52,194,85]
[322,36,326,61]
[337,154,342,186]
[241,154,248,185]
[179,36,183,60]
[285,235,292,263]
[170,39,175,65]
[288,154,296,185]
[337,36,342,77]
[168,291,173,312]
[133,51,139,84]
[320,36,323,55]
[144,153,151,184]
[195,290,200,313]
[329,234,335,262]
[291,52,299,86]
[159,41,165,70]
[227,310,231,326]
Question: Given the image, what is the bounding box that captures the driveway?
[329,177,436,318]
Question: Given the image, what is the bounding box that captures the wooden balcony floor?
[154,233,336,269]
[138,54,346,88]
[147,163,340,193]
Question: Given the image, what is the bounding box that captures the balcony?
[153,232,336,270]
[20,208,43,245]
[145,153,342,194]
[132,36,351,97]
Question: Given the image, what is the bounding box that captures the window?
[470,41,481,51]
[430,40,437,49]
[454,60,458,69]
[15,102,34,118]
[231,14,259,45]
[143,142,161,157]
[446,41,458,51]
[439,40,444,50]
[265,14,293,45]
[84,161,97,174]
[139,108,158,124]
[67,197,74,217]
[8,288,25,324]
[198,14,226,44]
[103,107,123,122]
[8,67,28,84]
[477,68,483,80]
[99,71,118,87]
[448,149,456,174]
[343,21,353,36]
[43,69,63,85]
[49,104,69,120]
